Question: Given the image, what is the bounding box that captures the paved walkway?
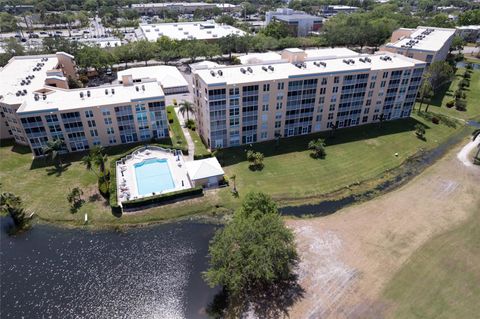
[175,107,195,162]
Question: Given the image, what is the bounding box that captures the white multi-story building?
[130,2,237,15]
[380,26,456,65]
[192,48,426,149]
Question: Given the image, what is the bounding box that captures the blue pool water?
[134,158,175,195]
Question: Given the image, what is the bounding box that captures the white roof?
[186,157,224,180]
[117,66,188,89]
[78,37,122,48]
[195,52,426,86]
[17,81,164,114]
[140,21,245,41]
[239,52,283,65]
[457,25,480,30]
[189,60,220,71]
[132,2,236,9]
[385,27,456,52]
[0,54,59,105]
[304,48,359,60]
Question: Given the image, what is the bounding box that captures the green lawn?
[217,113,460,203]
[417,68,480,121]
[166,105,188,151]
[382,203,480,319]
[189,128,211,158]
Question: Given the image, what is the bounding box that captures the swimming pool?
[134,158,175,196]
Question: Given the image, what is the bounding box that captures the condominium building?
[1,53,168,157]
[265,8,324,37]
[130,2,237,15]
[192,49,426,149]
[380,27,456,65]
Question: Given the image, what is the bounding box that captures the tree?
[67,187,84,213]
[203,192,299,316]
[426,61,455,95]
[178,100,194,122]
[418,78,433,112]
[0,192,29,231]
[132,40,156,66]
[81,146,109,190]
[308,138,327,159]
[261,21,293,39]
[76,46,116,72]
[450,36,465,53]
[230,174,237,193]
[113,43,134,68]
[415,123,426,139]
[42,139,66,168]
[246,150,264,170]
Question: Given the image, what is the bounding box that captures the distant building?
[4,4,34,14]
[130,2,237,15]
[139,21,245,41]
[117,66,189,94]
[321,5,359,16]
[265,8,324,37]
[237,48,359,65]
[456,25,480,43]
[380,27,456,65]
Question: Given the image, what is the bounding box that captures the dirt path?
[287,138,480,319]
[457,135,479,167]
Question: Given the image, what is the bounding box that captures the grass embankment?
[166,105,188,151]
[416,67,480,121]
[189,128,211,158]
[217,113,460,204]
[382,202,480,319]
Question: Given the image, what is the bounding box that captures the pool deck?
[116,147,192,203]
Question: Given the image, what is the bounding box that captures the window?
[104,118,112,125]
[262,104,269,112]
[366,100,371,106]
[261,131,268,139]
[319,87,326,95]
[369,82,375,89]
[275,112,282,120]
[321,78,327,85]
[334,76,340,84]
[383,72,389,79]
[276,102,283,110]
[332,86,339,93]
[102,109,110,116]
[229,87,239,95]
[87,120,96,127]
[230,118,240,126]
[329,104,335,111]
[316,114,322,122]
[362,116,368,123]
[107,127,114,134]
[109,136,116,144]
[364,108,370,114]
[275,121,281,128]
[277,82,284,90]
[263,84,270,92]
[90,129,98,137]
[85,110,94,118]
[328,113,334,120]
[380,81,386,88]
[318,96,325,104]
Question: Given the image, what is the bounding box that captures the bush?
[446,100,455,108]
[186,119,196,130]
[122,186,203,209]
[455,99,467,111]
[173,98,177,106]
[432,117,440,124]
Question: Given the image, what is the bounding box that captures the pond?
[0,219,220,319]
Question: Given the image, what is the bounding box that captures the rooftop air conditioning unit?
[34,94,39,101]
[42,94,46,100]
[262,66,268,71]
[111,88,115,95]
[247,67,253,73]
[136,86,139,92]
[217,70,223,76]
[210,70,216,77]
[105,89,109,95]
[240,68,246,74]
[268,65,274,71]
[87,90,91,97]
[142,85,145,91]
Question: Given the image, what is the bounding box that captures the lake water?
[0,219,220,319]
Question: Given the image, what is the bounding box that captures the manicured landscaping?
[216,113,461,203]
[166,105,188,151]
[188,128,211,159]
[382,203,480,319]
[416,67,480,121]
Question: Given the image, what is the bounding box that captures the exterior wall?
[390,28,415,42]
[6,97,168,157]
[190,175,222,187]
[1,103,22,142]
[193,65,424,150]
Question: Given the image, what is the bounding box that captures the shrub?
[186,119,196,130]
[173,98,177,106]
[455,99,467,111]
[432,117,440,124]
[122,186,203,209]
[414,123,426,138]
[446,100,455,108]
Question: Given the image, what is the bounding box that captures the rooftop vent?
[87,90,91,97]
[105,89,109,95]
[210,70,216,77]
[247,67,253,73]
[23,89,27,94]
[217,70,223,76]
[34,94,39,101]
[42,94,46,100]
[343,59,349,64]
[268,65,274,71]
[15,91,20,97]
[240,68,246,74]
[359,58,365,63]
[80,92,84,98]
[135,86,139,92]
[262,66,268,72]
[111,88,115,95]
[142,85,145,91]
[349,59,355,64]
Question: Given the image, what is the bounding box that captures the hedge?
[108,143,189,211]
[122,186,204,209]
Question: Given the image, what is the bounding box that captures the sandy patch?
[287,140,480,318]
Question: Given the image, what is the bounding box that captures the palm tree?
[0,192,28,229]
[81,146,109,187]
[42,139,66,167]
[178,100,194,122]
[308,138,327,159]
[230,174,237,193]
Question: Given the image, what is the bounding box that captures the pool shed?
[185,157,225,188]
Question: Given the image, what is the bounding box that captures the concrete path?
[175,107,195,162]
[457,135,479,167]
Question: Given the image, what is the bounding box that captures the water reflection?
[0,219,219,319]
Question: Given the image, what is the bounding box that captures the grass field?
[189,128,211,158]
[166,105,188,150]
[416,68,480,121]
[217,113,460,202]
[382,203,480,319]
